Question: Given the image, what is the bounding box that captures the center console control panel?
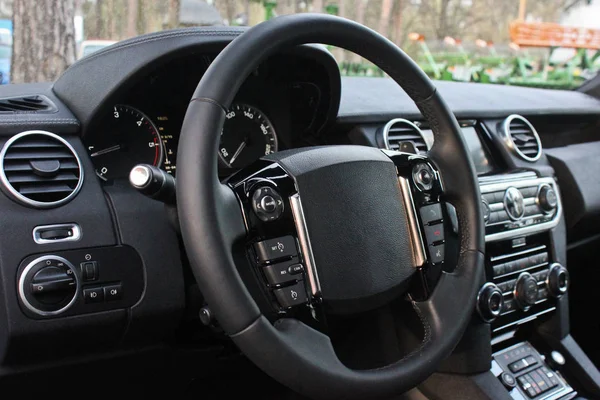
[17,246,144,319]
[492,342,574,399]
[481,175,561,243]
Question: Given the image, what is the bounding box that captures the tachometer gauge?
[88,105,163,180]
[218,104,278,169]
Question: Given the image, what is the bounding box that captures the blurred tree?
[168,0,180,28]
[12,0,77,82]
[377,0,392,38]
[126,0,138,37]
[95,0,104,37]
[312,0,323,12]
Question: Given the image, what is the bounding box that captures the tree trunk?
[378,0,393,38]
[11,0,77,83]
[167,0,180,29]
[351,0,369,62]
[392,0,404,45]
[126,0,138,38]
[95,0,104,38]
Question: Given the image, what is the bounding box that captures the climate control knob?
[514,273,538,310]
[547,263,569,298]
[538,184,558,213]
[477,283,504,322]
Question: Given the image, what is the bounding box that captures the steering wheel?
[177,14,484,399]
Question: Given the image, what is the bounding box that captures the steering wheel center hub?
[267,146,416,314]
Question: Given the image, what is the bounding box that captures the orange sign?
[510,21,600,49]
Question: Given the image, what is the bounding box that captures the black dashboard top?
[338,77,600,123]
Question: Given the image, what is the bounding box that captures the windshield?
[6,0,600,89]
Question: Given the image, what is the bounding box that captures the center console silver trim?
[290,194,322,298]
[482,177,562,242]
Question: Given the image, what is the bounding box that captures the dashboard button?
[273,281,307,308]
[420,203,443,225]
[429,244,444,264]
[104,284,123,301]
[83,287,104,304]
[424,223,444,245]
[80,261,98,282]
[254,236,297,263]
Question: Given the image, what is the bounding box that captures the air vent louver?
[382,119,428,154]
[0,95,57,113]
[502,115,542,162]
[0,131,83,208]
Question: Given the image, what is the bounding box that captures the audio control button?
[420,203,443,225]
[424,223,444,245]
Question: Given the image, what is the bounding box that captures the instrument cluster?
[84,53,335,181]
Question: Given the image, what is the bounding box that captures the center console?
[475,172,577,399]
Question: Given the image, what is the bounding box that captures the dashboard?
[83,52,338,181]
[0,26,598,397]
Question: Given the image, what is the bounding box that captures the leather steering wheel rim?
[177,14,485,400]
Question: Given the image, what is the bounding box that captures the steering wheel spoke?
[226,160,327,330]
[383,150,461,299]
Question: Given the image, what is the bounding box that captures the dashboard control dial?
[219,104,278,169]
[477,282,504,322]
[18,256,79,316]
[504,187,525,220]
[547,263,569,298]
[538,184,558,213]
[514,272,538,310]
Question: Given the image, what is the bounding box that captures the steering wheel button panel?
[254,236,298,264]
[273,281,308,309]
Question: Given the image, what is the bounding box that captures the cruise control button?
[429,244,444,264]
[263,260,300,286]
[273,281,308,308]
[288,264,304,275]
[83,287,104,304]
[254,236,297,263]
[424,223,444,245]
[420,203,443,224]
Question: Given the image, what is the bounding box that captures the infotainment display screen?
[421,126,494,175]
[460,126,494,175]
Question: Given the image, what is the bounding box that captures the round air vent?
[501,115,542,162]
[380,118,429,154]
[0,131,83,208]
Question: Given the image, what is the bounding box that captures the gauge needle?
[228,141,247,165]
[90,144,122,157]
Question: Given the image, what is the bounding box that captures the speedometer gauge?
[88,105,163,180]
[218,104,277,169]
